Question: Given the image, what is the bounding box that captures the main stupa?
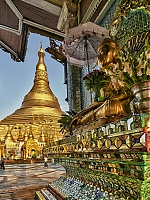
[0,44,65,159]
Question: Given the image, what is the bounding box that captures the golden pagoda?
[0,44,65,159]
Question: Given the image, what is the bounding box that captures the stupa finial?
[38,41,44,54]
[40,41,42,48]
[36,42,46,70]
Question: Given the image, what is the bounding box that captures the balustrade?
[41,114,150,200]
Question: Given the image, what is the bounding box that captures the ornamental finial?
[38,41,44,54]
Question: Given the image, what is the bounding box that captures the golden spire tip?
[38,42,44,53]
[40,41,42,49]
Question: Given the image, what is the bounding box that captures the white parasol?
[63,22,110,71]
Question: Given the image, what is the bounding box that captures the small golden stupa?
[0,44,65,159]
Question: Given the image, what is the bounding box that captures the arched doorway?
[22,139,41,159]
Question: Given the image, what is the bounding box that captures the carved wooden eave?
[0,0,78,62]
[45,39,65,64]
[0,0,23,35]
[94,0,116,24]
[0,0,26,61]
[80,0,115,24]
[44,0,77,13]
[57,2,69,32]
[57,2,77,32]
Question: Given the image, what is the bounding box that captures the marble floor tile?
[0,163,65,199]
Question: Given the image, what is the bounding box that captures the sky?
[0,33,69,120]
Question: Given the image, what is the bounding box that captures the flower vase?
[97,88,105,102]
[130,80,150,114]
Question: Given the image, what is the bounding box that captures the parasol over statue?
[63,22,110,70]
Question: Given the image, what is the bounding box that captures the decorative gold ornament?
[97,38,119,68]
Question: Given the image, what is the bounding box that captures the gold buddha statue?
[97,38,119,68]
[69,38,133,132]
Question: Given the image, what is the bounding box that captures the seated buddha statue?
[69,87,133,132]
[97,38,120,68]
[69,38,133,132]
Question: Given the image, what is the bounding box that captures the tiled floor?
[0,163,66,200]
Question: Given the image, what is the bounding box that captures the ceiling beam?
[0,41,18,59]
[20,0,61,16]
[23,19,65,38]
[80,0,102,24]
[94,0,116,24]
[1,0,23,35]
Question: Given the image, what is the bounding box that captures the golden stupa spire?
[0,43,65,144]
[0,43,65,160]
[36,42,46,71]
[20,43,60,109]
